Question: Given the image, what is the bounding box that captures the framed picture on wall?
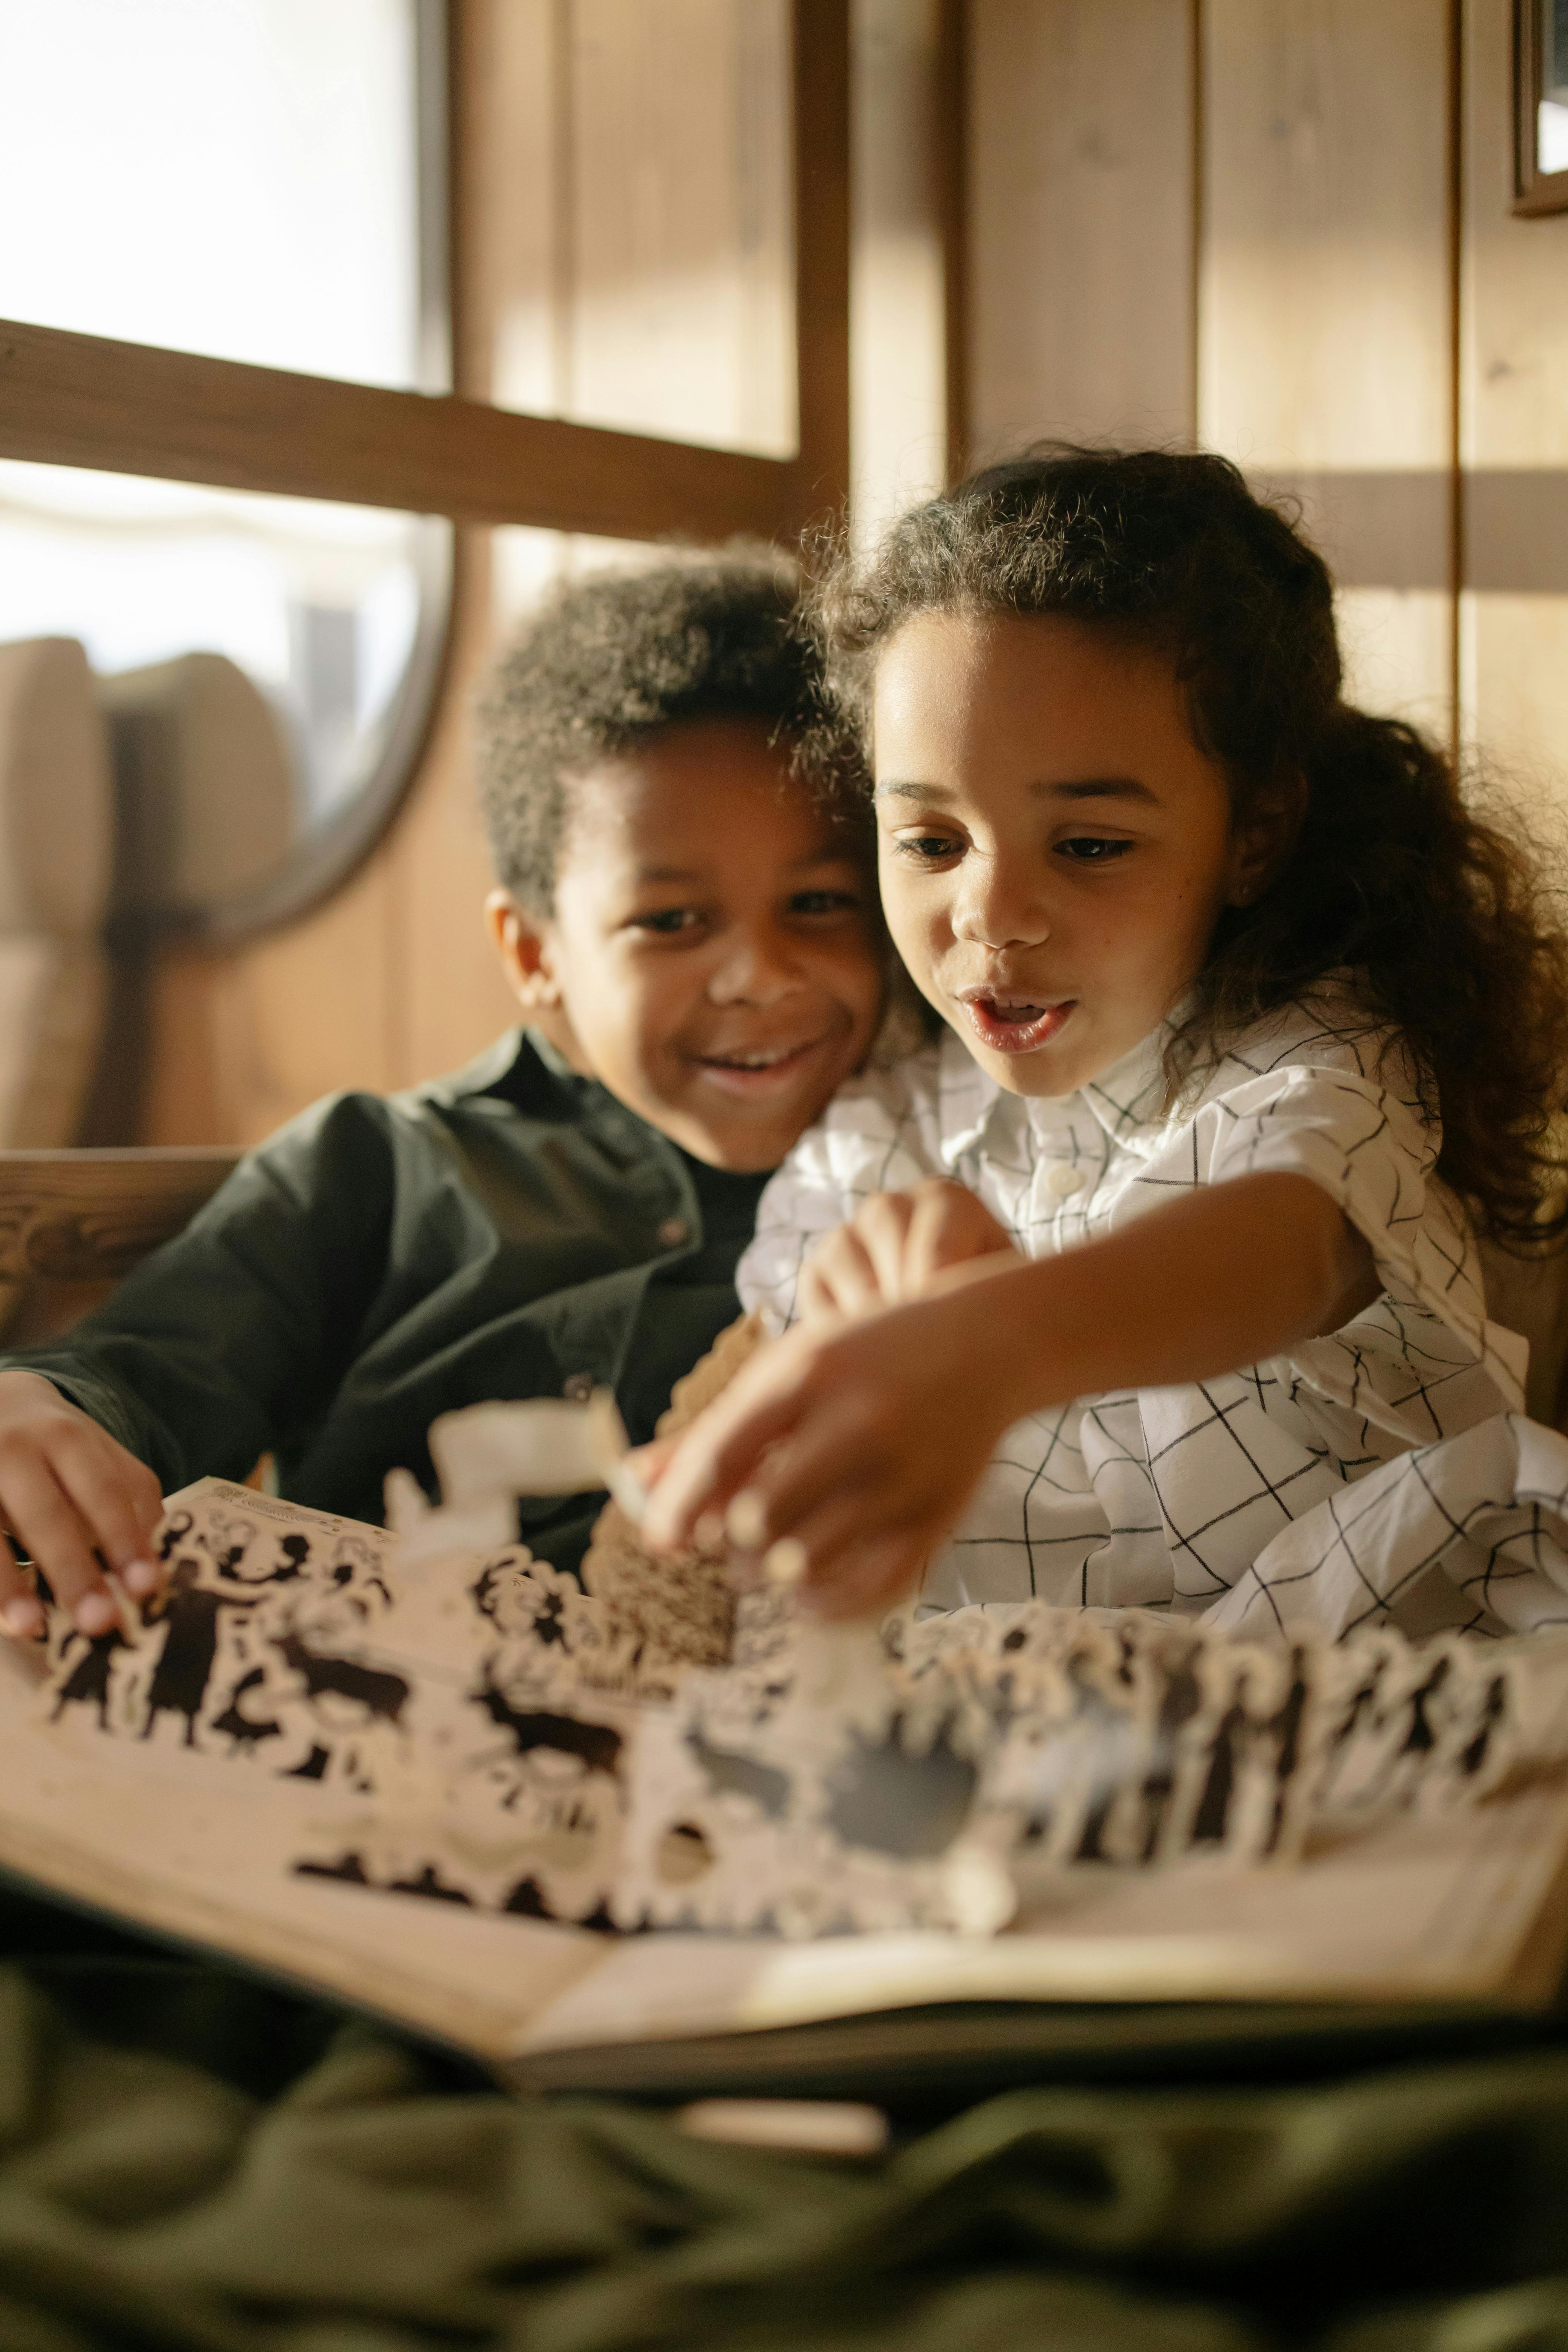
[1515,0,1568,214]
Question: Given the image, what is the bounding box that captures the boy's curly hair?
[477,548,847,914]
[808,445,1568,1250]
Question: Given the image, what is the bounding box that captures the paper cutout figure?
[30,1300,1562,1946]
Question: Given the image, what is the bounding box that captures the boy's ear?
[1226,772,1307,907]
[485,889,563,1009]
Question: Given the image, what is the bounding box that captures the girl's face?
[872,610,1268,1098]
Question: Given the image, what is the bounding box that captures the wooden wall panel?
[967,0,1196,458]
[565,0,795,456]
[851,0,952,533]
[1459,0,1568,818]
[390,539,519,1090]
[1199,0,1454,736]
[141,839,402,1146]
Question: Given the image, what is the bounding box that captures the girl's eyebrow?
[1045,777,1159,804]
[875,777,1158,805]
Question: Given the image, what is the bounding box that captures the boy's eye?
[630,906,704,935]
[788,888,862,917]
[1056,836,1132,863]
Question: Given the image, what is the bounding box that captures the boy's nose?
[706,929,804,1005]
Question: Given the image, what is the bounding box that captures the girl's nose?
[707,927,804,1006]
[951,863,1050,950]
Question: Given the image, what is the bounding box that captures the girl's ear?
[1226,772,1307,906]
[484,889,564,1009]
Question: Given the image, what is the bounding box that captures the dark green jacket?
[1,1032,769,1570]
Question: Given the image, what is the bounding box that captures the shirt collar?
[934,1017,1177,1170]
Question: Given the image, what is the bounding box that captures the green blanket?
[4,1896,1568,2351]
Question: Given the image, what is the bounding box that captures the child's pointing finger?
[639,1324,830,1553]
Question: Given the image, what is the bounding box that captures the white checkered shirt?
[737,995,1529,1624]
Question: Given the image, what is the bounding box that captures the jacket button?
[657,1215,690,1248]
[1046,1163,1086,1199]
[562,1371,595,1402]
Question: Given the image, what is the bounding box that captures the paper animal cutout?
[29,1310,1546,1943]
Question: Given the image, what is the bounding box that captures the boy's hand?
[797,1179,1018,1323]
[641,1266,1026,1620]
[0,1371,164,1638]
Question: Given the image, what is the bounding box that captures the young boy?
[0,555,885,1639]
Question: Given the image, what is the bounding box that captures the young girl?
[641,448,1568,1636]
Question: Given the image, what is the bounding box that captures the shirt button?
[562,1371,595,1402]
[1046,1163,1086,1200]
[657,1215,690,1248]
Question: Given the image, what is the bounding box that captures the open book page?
[12,1607,1568,2079]
[0,1620,614,2063]
[517,1765,1568,2060]
[29,1474,1543,1937]
[0,1472,1567,2085]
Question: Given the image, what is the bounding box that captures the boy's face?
[490,718,884,1171]
[871,610,1285,1099]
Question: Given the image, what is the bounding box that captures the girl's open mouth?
[959,993,1076,1056]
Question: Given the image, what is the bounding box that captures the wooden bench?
[0,1148,242,1345]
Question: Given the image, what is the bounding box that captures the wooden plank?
[794,0,853,512]
[0,1149,241,1282]
[450,0,559,410]
[1459,0,1568,816]
[388,536,521,1089]
[138,840,405,1148]
[562,1,796,461]
[1200,0,1454,734]
[937,0,969,483]
[967,0,1196,458]
[851,0,954,531]
[0,315,805,542]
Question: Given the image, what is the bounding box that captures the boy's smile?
[491,719,884,1170]
[871,611,1278,1099]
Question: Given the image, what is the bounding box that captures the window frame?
[1513,0,1568,217]
[0,1,849,538]
[0,0,851,934]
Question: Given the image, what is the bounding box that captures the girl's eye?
[1056,836,1132,864]
[893,834,962,863]
[630,906,704,936]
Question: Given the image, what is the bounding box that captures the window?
[1514,0,1568,215]
[0,0,850,929]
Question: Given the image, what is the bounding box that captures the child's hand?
[641,1266,1027,1619]
[797,1179,1018,1323]
[0,1371,164,1638]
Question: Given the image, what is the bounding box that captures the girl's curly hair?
[808,445,1568,1250]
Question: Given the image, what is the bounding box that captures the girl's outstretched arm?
[640,1171,1378,1619]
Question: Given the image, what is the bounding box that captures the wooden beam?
[792,0,852,519]
[935,0,969,485]
[0,316,806,541]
